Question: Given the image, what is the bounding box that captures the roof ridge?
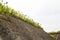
[0,3,43,30]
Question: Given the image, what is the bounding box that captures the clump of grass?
[49,31,60,34]
[48,31,60,39]
[0,3,43,30]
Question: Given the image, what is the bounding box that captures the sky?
[1,0,60,32]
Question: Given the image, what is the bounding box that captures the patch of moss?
[0,3,43,30]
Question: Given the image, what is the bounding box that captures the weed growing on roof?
[0,3,43,29]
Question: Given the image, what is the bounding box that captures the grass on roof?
[49,31,60,34]
[48,31,60,39]
[0,3,43,30]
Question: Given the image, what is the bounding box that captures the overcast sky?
[2,0,60,32]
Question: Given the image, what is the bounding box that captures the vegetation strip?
[49,31,60,34]
[0,3,43,29]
